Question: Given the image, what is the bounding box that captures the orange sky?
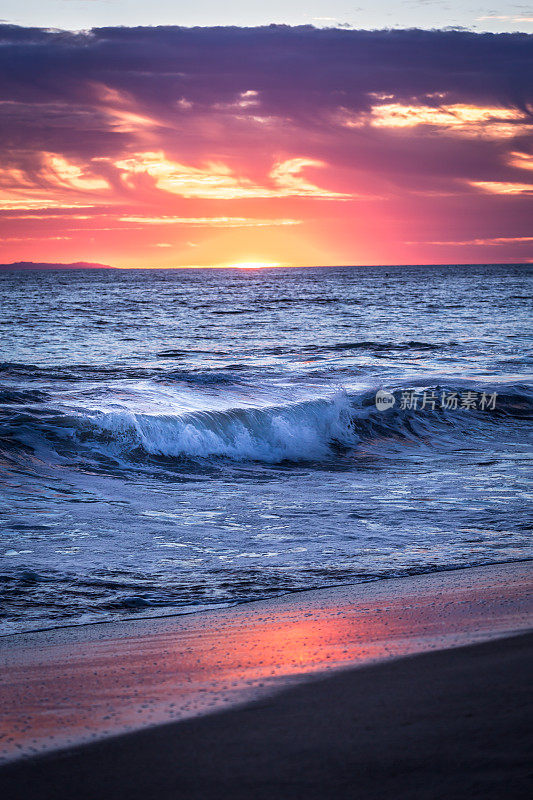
[1,26,531,268]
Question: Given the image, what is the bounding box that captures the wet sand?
[1,561,531,767]
[0,631,531,799]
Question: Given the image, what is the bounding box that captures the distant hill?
[0,261,114,270]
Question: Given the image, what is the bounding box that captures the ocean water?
[0,264,531,634]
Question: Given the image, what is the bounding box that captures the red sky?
[0,26,532,267]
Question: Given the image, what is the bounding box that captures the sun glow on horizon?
[226,260,282,269]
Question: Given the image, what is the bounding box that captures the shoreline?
[1,632,531,799]
[2,557,531,640]
[1,561,531,767]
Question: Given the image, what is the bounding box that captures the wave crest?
[94,394,356,463]
[1,384,531,469]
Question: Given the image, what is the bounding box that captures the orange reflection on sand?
[1,563,531,763]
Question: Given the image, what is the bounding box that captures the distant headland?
[0,262,115,271]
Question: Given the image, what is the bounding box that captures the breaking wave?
[1,384,531,470]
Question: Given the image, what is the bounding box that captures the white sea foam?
[94,392,357,463]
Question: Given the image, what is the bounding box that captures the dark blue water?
[0,264,531,633]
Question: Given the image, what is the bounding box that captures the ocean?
[0,264,531,634]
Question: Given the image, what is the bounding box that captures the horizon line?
[1,260,532,271]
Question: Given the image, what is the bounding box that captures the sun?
[226,260,281,269]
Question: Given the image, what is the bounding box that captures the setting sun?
[227,261,282,269]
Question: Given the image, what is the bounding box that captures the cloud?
[269,158,347,197]
[0,24,531,264]
[119,215,301,227]
[509,151,533,170]
[112,152,346,199]
[351,102,531,138]
[1,26,531,142]
[407,236,533,245]
[476,16,533,23]
[0,151,110,210]
[469,180,533,194]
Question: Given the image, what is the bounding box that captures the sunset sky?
[0,12,532,267]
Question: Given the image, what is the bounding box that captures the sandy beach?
[1,632,530,800]
[0,561,532,797]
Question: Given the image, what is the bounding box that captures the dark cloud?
[0,24,531,214]
[1,25,531,109]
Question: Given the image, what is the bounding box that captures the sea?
[0,264,531,634]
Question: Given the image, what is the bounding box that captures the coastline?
[1,632,531,799]
[2,558,530,639]
[1,560,531,767]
